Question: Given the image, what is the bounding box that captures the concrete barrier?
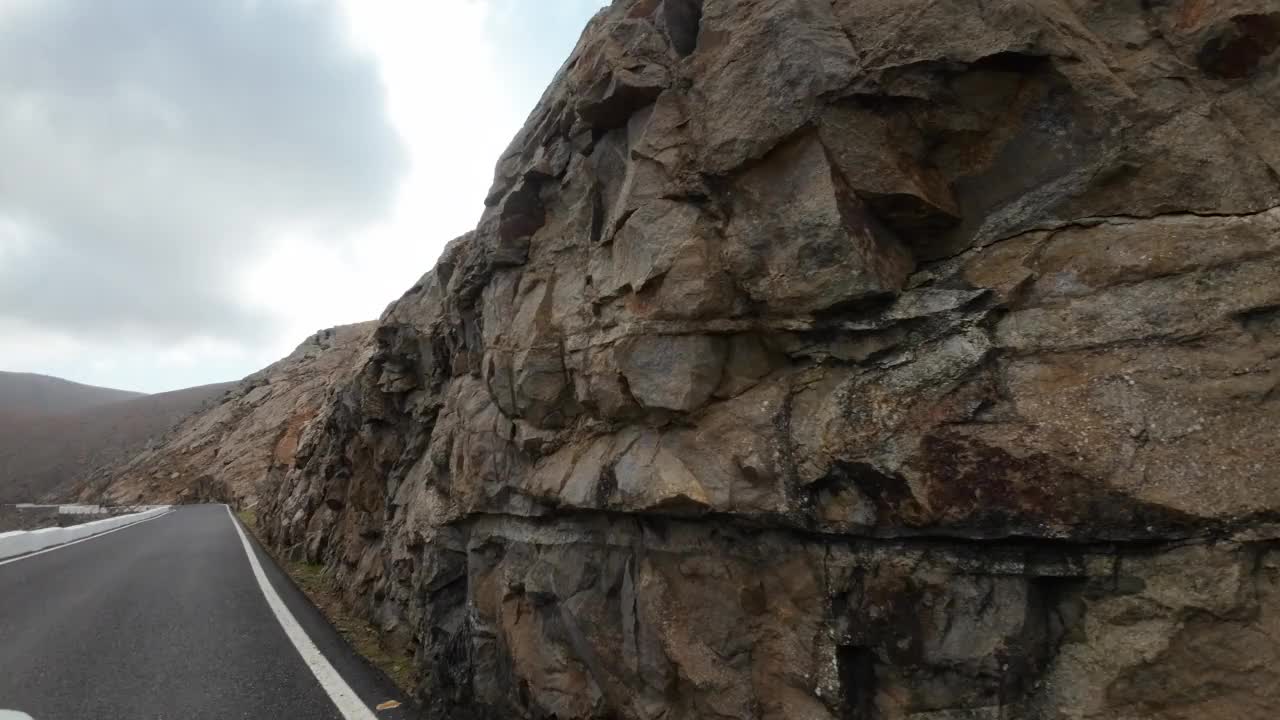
[14,503,168,515]
[0,507,170,562]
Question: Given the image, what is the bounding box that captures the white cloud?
[0,0,605,393]
[237,0,605,367]
[241,0,519,350]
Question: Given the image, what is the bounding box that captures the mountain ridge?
[0,370,145,417]
[0,378,234,502]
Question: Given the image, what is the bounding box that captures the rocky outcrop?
[255,1,1280,718]
[83,323,375,506]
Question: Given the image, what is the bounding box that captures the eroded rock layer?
[85,323,375,505]
[257,1,1280,717]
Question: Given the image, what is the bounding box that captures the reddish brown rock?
[81,323,375,506]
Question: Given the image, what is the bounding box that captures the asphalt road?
[0,505,410,720]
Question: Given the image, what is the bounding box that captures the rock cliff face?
[85,323,375,505]
[257,1,1280,718]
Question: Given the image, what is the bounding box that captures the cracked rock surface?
[155,0,1280,717]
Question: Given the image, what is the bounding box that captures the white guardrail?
[0,507,170,562]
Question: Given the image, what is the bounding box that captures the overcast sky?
[0,0,605,393]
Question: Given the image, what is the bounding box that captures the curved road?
[0,505,410,719]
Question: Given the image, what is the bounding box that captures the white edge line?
[0,508,175,567]
[224,505,378,720]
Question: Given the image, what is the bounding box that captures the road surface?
[0,505,410,719]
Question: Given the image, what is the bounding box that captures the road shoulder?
[229,507,413,719]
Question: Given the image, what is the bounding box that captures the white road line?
[224,505,378,720]
[0,509,174,568]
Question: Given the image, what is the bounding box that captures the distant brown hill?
[0,371,144,416]
[0,377,234,502]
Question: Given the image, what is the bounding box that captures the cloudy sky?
[0,0,605,393]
